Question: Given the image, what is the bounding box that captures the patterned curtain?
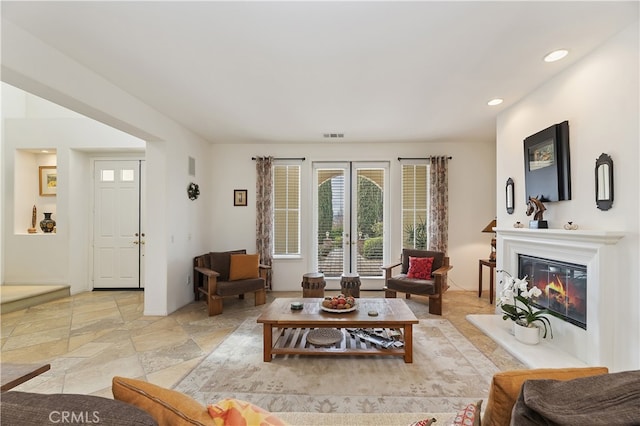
[428,156,449,254]
[255,156,274,289]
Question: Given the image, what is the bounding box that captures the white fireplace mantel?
[482,227,626,369]
[495,227,625,246]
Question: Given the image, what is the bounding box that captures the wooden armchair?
[193,250,269,316]
[382,249,452,315]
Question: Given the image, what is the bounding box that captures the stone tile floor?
[0,290,522,398]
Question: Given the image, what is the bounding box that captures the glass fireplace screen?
[518,254,587,329]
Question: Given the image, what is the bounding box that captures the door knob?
[135,232,139,237]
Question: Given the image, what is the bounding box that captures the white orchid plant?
[497,270,553,338]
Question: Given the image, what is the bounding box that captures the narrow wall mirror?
[506,177,514,214]
[595,153,613,211]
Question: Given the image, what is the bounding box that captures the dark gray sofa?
[511,369,640,425]
[1,391,157,425]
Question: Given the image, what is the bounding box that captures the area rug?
[174,318,499,413]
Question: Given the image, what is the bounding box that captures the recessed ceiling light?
[544,49,569,63]
[41,150,49,153]
[487,98,503,106]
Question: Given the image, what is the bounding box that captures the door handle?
[133,241,139,245]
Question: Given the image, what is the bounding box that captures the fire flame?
[546,275,565,297]
[521,256,587,327]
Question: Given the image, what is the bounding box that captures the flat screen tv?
[523,121,571,202]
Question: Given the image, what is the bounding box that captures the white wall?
[2,85,145,293]
[496,22,639,370]
[209,140,496,293]
[164,130,214,314]
[1,13,496,313]
[2,20,213,315]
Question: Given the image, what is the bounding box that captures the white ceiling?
[2,1,638,144]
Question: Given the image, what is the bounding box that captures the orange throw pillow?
[229,254,260,280]
[207,398,288,426]
[112,376,214,426]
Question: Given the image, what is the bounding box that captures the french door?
[93,159,145,289]
[313,162,389,289]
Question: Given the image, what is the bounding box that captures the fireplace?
[493,228,624,369]
[518,255,587,329]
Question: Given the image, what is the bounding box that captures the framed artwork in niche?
[39,166,57,196]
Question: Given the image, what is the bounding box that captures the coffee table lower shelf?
[267,327,407,361]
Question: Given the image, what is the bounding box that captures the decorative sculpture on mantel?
[526,196,548,229]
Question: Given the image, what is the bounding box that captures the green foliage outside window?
[318,179,333,240]
[363,237,383,259]
[357,176,383,237]
[404,217,428,249]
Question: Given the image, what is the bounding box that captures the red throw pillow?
[407,256,434,279]
[452,400,482,426]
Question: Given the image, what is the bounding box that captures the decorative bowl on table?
[320,295,357,313]
[306,328,343,346]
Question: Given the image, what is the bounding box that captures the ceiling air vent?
[323,133,345,139]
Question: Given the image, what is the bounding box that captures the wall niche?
[14,149,57,234]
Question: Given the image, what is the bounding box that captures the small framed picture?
[39,166,57,196]
[234,189,248,206]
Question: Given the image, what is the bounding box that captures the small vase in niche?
[40,212,56,233]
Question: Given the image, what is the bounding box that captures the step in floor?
[1,285,71,314]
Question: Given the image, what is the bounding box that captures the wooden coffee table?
[257,298,418,363]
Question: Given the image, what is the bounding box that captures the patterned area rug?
[174,318,499,413]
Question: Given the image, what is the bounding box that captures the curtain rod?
[397,156,453,161]
[252,156,449,161]
[252,157,306,161]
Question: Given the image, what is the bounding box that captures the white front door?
[93,159,145,289]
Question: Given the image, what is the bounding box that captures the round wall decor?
[187,182,200,200]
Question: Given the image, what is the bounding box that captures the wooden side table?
[301,272,326,298]
[340,273,361,298]
[478,259,496,304]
